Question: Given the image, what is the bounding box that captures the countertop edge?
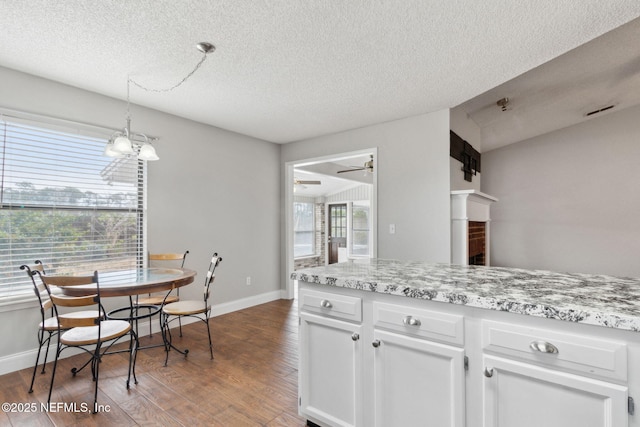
[291,271,640,333]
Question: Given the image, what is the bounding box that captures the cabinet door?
[372,329,466,427]
[483,355,628,427]
[299,311,364,427]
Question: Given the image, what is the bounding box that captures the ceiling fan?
[337,155,374,174]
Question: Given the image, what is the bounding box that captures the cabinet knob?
[403,315,422,327]
[484,367,494,378]
[529,340,559,354]
[351,333,360,341]
[320,299,333,309]
[372,339,381,348]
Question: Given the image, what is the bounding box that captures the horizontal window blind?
[0,114,145,300]
[293,201,315,258]
[352,202,370,256]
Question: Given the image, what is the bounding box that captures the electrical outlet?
[389,224,396,234]
[246,276,251,286]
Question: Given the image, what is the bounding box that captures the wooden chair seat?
[163,301,210,316]
[60,320,132,346]
[136,294,179,306]
[40,310,100,331]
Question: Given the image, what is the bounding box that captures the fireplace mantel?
[451,190,498,266]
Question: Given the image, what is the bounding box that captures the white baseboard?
[0,290,285,377]
[211,289,283,317]
[1,344,90,377]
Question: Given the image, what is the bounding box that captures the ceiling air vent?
[585,104,615,117]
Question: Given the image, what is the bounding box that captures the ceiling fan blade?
[337,155,374,174]
[294,180,322,185]
[337,167,365,173]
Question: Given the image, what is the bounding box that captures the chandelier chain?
[107,42,214,161]
[123,51,209,123]
[128,52,210,94]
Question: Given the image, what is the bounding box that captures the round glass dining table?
[58,268,197,297]
[58,267,197,353]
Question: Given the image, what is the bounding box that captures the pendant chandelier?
[104,42,216,161]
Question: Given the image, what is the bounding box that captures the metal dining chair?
[22,261,52,393]
[36,270,138,413]
[161,252,222,365]
[135,250,189,338]
[21,261,102,393]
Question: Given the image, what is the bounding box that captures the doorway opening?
[285,148,378,299]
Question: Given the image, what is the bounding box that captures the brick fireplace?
[451,190,497,266]
[467,221,486,265]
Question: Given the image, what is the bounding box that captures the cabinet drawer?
[373,302,464,346]
[482,320,627,381]
[299,289,362,322]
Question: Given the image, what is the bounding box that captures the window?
[330,204,347,239]
[351,202,370,256]
[0,114,145,301]
[293,201,315,257]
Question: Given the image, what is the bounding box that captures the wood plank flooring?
[0,299,306,426]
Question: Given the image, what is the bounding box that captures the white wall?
[482,104,640,277]
[281,110,452,277]
[0,66,281,369]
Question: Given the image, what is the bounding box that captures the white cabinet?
[299,312,364,427]
[372,301,466,427]
[482,355,628,427]
[481,320,630,427]
[373,329,465,427]
[299,289,364,427]
[297,284,636,427]
[299,288,467,427]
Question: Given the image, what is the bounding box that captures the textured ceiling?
[1,1,640,144]
[457,16,640,151]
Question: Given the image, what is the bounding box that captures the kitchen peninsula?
[292,259,640,427]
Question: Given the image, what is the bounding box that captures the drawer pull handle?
[320,299,333,309]
[403,316,421,327]
[484,367,494,378]
[372,340,381,348]
[529,340,559,354]
[351,333,360,341]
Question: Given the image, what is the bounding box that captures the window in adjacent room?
[293,201,315,258]
[351,201,370,256]
[0,114,145,301]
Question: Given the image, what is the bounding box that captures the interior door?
[328,203,347,264]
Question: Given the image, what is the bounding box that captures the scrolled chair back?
[20,261,49,311]
[203,253,222,302]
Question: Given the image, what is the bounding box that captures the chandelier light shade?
[104,41,216,162]
[103,140,125,158]
[112,133,135,155]
[105,117,158,161]
[137,140,159,161]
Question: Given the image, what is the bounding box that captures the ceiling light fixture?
[496,97,510,112]
[104,42,216,161]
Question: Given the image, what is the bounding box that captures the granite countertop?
[291,259,640,332]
